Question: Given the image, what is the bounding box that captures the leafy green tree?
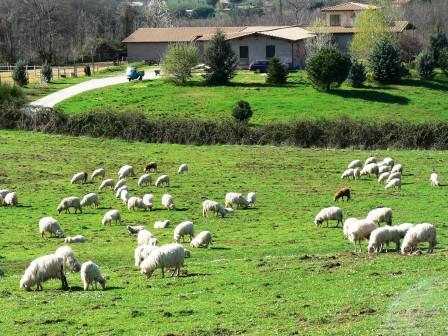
[306,47,351,91]
[439,47,448,75]
[416,49,436,80]
[232,100,252,122]
[266,57,288,84]
[192,6,215,19]
[41,63,52,83]
[347,59,367,88]
[12,60,28,86]
[369,38,403,84]
[204,31,238,85]
[161,43,199,85]
[429,27,448,66]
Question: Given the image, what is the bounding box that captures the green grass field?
[1,130,448,335]
[57,71,448,125]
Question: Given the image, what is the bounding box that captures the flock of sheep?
[317,156,439,255]
[9,161,256,291]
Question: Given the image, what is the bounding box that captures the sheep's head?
[141,268,153,278]
[169,203,176,210]
[367,244,375,254]
[99,276,107,289]
[55,230,65,238]
[314,218,322,226]
[19,276,32,291]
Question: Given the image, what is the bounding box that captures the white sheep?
[173,221,195,243]
[64,235,86,243]
[91,168,105,181]
[115,185,128,198]
[140,243,185,278]
[365,157,377,165]
[0,189,9,199]
[154,220,170,229]
[155,174,170,187]
[401,223,437,254]
[360,163,379,178]
[127,225,146,234]
[118,165,135,180]
[137,229,157,246]
[20,254,68,291]
[395,223,414,238]
[118,164,133,176]
[54,246,81,273]
[134,245,159,267]
[379,165,391,174]
[247,192,256,207]
[377,172,390,184]
[347,219,378,252]
[382,157,395,167]
[80,192,99,208]
[367,207,392,226]
[391,164,403,174]
[202,200,231,218]
[430,172,440,187]
[3,192,18,206]
[99,179,114,191]
[71,172,88,184]
[80,261,107,290]
[102,209,121,225]
[367,226,401,254]
[57,196,82,214]
[162,194,175,210]
[142,194,154,210]
[314,207,343,228]
[341,168,355,179]
[127,196,148,211]
[385,178,401,190]
[353,167,361,179]
[138,174,152,187]
[114,178,126,191]
[178,164,188,174]
[190,231,213,248]
[343,217,358,238]
[39,217,64,238]
[348,160,362,169]
[120,189,130,205]
[225,192,249,209]
[387,172,401,183]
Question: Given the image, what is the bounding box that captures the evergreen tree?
[41,63,52,83]
[266,56,288,84]
[347,59,367,88]
[204,31,238,85]
[369,38,403,84]
[416,49,436,80]
[12,60,28,86]
[429,27,448,66]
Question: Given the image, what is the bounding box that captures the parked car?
[126,66,144,81]
[248,60,270,73]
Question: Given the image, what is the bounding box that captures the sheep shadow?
[68,286,124,292]
[16,205,32,208]
[330,89,410,105]
[210,247,231,250]
[183,272,209,278]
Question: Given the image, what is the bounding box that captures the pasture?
[1,130,448,335]
[57,71,448,125]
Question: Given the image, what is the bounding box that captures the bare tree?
[144,0,173,28]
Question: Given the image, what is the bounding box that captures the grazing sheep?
[367,226,401,253]
[341,168,355,179]
[144,162,157,173]
[80,261,107,290]
[430,172,440,187]
[155,175,170,187]
[120,189,130,205]
[98,179,114,191]
[348,160,362,169]
[127,196,148,211]
[134,245,159,267]
[343,217,358,238]
[64,235,86,243]
[314,207,343,228]
[178,164,188,174]
[395,223,414,238]
[365,157,377,165]
[80,193,99,208]
[71,172,88,184]
[91,168,105,181]
[101,210,121,225]
[225,192,249,209]
[247,192,256,207]
[360,163,379,178]
[114,178,126,191]
[154,220,170,229]
[142,194,154,210]
[138,174,152,187]
[378,172,390,184]
[115,185,128,198]
[20,254,68,291]
[140,243,185,278]
[173,221,195,243]
[354,167,361,179]
[379,165,391,174]
[54,246,81,273]
[57,196,82,214]
[127,225,146,235]
[118,165,135,180]
[3,192,18,206]
[334,188,351,202]
[385,178,401,190]
[137,229,157,246]
[161,194,175,210]
[391,164,403,174]
[190,231,213,248]
[401,223,437,254]
[387,172,401,183]
[382,157,395,167]
[39,217,64,238]
[202,200,230,218]
[347,219,378,252]
[367,207,392,226]
[0,189,9,199]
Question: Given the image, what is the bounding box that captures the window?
[330,14,341,26]
[266,45,275,58]
[239,46,249,59]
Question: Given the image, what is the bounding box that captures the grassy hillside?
[57,71,448,125]
[1,131,448,335]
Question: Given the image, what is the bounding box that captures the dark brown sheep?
[144,162,157,173]
[334,188,351,202]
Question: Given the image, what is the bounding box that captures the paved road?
[30,72,158,108]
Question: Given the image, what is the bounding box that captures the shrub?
[347,60,366,88]
[232,100,252,122]
[429,27,448,66]
[41,63,52,83]
[399,34,423,64]
[84,65,91,76]
[161,43,199,85]
[416,49,436,80]
[204,31,238,85]
[0,83,25,106]
[439,47,448,75]
[369,38,403,84]
[306,47,351,91]
[266,57,288,84]
[12,60,28,86]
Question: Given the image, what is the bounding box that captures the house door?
[239,46,249,67]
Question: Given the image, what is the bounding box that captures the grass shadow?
[400,78,448,92]
[330,89,410,105]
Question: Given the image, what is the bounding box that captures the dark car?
[248,60,270,72]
